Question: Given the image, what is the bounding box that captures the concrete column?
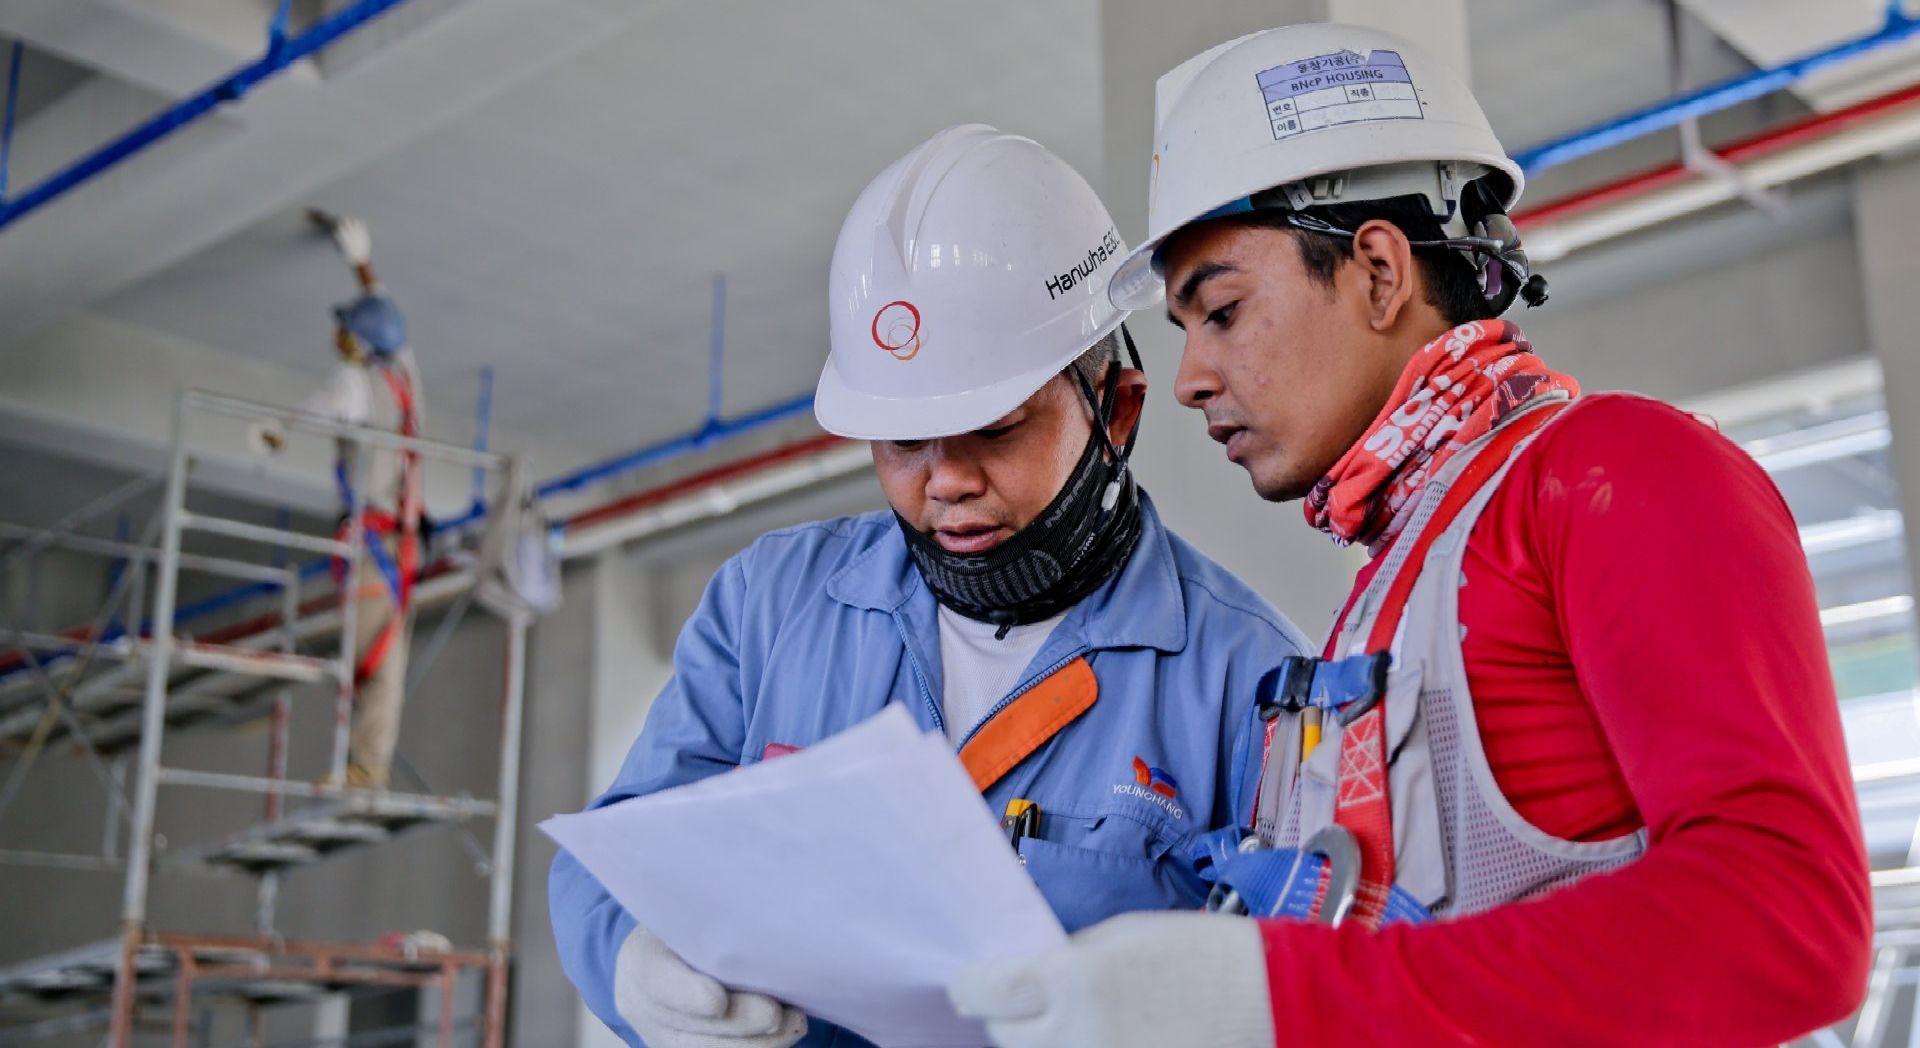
[560,547,677,1048]
[1853,153,1920,612]
[1096,1,1467,631]
[520,562,599,1048]
[587,549,676,794]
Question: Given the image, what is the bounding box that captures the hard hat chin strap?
[1070,323,1147,514]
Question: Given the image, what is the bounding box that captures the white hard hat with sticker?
[1110,23,1526,311]
[815,124,1129,442]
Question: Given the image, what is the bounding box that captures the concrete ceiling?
[1,0,1907,490]
[88,0,1105,461]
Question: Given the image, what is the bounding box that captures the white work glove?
[614,926,807,1048]
[948,912,1274,1048]
[331,216,373,266]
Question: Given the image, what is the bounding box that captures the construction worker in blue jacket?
[548,124,1310,1048]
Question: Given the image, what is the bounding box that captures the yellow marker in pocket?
[1301,707,1324,761]
[1001,799,1040,847]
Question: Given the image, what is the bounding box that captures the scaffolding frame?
[0,390,529,1047]
[1846,876,1920,1048]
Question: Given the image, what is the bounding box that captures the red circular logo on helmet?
[871,300,923,361]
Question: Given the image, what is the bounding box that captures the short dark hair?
[1067,330,1121,389]
[1228,195,1497,326]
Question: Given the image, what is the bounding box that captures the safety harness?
[331,359,423,685]
[1196,401,1569,927]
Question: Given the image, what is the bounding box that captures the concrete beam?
[0,0,275,99]
[0,0,662,351]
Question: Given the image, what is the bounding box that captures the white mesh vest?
[1257,400,1647,918]
[338,352,423,516]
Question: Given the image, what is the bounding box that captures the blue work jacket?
[550,495,1308,1047]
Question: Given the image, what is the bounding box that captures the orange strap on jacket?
[959,657,1099,792]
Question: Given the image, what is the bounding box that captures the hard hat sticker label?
[1255,50,1422,141]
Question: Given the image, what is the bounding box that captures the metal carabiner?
[1207,825,1363,925]
[1303,825,1361,927]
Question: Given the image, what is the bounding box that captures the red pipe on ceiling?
[1514,79,1920,228]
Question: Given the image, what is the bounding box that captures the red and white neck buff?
[1304,320,1579,549]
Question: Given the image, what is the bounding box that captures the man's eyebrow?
[1173,262,1238,308]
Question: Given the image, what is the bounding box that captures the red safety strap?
[1322,402,1567,927]
[336,363,425,685]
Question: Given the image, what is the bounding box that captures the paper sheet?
[542,705,1065,1047]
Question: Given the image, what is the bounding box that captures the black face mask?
[898,326,1146,638]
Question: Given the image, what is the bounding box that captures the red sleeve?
[1259,395,1871,1046]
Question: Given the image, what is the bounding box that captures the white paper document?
[541,705,1065,1047]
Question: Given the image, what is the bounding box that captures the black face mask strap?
[1071,323,1146,513]
[1114,323,1145,460]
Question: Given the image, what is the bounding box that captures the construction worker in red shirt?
[949,23,1872,1047]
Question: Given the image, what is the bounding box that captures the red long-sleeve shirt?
[1261,394,1872,1046]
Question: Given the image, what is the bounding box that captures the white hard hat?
[1109,23,1525,310]
[815,124,1130,441]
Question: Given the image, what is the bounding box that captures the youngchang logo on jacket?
[1045,227,1123,301]
[1114,756,1184,820]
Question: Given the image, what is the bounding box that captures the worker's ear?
[1103,370,1147,454]
[1349,219,1418,333]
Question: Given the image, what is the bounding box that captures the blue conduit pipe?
[532,392,818,503]
[0,0,414,231]
[1513,0,1920,174]
[267,0,297,55]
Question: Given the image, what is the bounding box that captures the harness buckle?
[1255,652,1392,723]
